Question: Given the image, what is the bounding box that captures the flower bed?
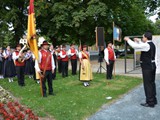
[0,86,38,120]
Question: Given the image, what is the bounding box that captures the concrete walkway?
[88,74,160,120]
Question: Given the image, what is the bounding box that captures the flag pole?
[79,40,81,81]
[95,27,98,50]
[113,22,116,78]
[27,0,43,97]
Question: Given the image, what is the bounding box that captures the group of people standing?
[0,31,158,107]
[55,43,93,86]
[0,41,93,97]
[0,44,35,86]
[34,41,93,97]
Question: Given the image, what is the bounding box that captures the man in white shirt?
[68,44,78,75]
[59,45,69,77]
[12,44,26,86]
[50,45,57,79]
[35,41,55,97]
[104,42,116,79]
[124,31,157,108]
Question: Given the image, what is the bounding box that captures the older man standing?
[124,31,157,108]
[35,41,55,97]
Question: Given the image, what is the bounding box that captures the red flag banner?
[27,0,38,60]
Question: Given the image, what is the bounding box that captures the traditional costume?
[12,44,26,86]
[50,47,57,80]
[60,45,69,77]
[0,48,4,79]
[79,47,93,86]
[56,47,62,73]
[68,45,78,75]
[104,43,116,79]
[3,47,16,82]
[25,50,34,78]
[35,41,55,97]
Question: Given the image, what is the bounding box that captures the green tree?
[0,0,27,46]
[153,20,160,34]
[0,0,157,47]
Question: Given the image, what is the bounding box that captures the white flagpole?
[113,22,116,78]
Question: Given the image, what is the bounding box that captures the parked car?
[114,49,124,58]
[114,49,131,58]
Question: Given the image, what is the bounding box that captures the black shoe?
[140,103,154,108]
[43,94,47,97]
[154,98,158,105]
[19,84,25,87]
[155,101,158,105]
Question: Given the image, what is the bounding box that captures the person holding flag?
[35,41,56,97]
[27,0,44,96]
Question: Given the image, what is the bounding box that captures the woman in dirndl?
[3,46,16,82]
[0,47,4,79]
[25,49,34,78]
[79,45,93,87]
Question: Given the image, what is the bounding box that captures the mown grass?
[0,72,142,120]
[119,54,134,59]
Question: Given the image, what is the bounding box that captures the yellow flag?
[27,0,38,60]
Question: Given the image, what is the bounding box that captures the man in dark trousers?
[12,44,26,86]
[104,42,116,79]
[50,44,57,79]
[68,44,78,75]
[124,31,157,108]
[60,45,69,77]
[56,46,62,73]
[35,41,55,97]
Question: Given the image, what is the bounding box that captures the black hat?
[41,41,50,46]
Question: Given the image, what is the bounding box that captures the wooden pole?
[35,60,43,97]
[95,27,98,50]
[113,22,116,78]
[39,73,44,97]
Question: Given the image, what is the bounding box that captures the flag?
[113,25,122,41]
[27,0,38,60]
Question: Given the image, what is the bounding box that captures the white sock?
[84,82,87,86]
[8,78,11,82]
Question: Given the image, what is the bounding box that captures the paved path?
[88,74,160,120]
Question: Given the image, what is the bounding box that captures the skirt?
[25,59,34,75]
[0,61,3,74]
[3,59,16,78]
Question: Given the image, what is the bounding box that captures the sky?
[149,14,158,22]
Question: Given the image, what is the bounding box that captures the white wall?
[153,36,160,74]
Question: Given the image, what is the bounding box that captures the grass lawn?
[119,54,134,59]
[0,72,142,120]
